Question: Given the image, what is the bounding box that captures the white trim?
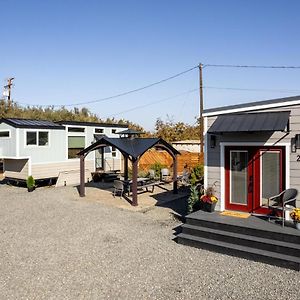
[24,129,50,148]
[219,142,290,212]
[285,144,290,189]
[203,99,300,117]
[220,145,225,211]
[28,157,32,176]
[203,117,208,189]
[0,129,11,139]
[16,128,20,157]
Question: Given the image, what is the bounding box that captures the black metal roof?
[208,111,290,133]
[116,129,142,135]
[79,136,180,159]
[57,120,128,128]
[1,118,65,129]
[203,95,300,115]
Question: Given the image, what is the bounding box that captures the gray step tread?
[182,224,300,251]
[177,233,300,263]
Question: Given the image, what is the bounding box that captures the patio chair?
[161,168,170,182]
[267,188,298,227]
[148,169,156,180]
[180,170,190,186]
[113,180,124,198]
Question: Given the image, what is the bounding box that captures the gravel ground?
[0,184,300,300]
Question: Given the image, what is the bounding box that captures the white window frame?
[24,130,50,147]
[0,129,11,139]
[66,125,87,160]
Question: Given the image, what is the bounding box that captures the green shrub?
[26,176,35,188]
[188,184,199,213]
[190,164,204,185]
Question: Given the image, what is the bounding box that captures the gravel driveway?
[0,184,300,300]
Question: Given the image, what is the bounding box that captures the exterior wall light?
[291,137,296,153]
[296,134,300,149]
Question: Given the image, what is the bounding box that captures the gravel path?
[0,184,300,300]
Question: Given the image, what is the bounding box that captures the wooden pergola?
[77,130,180,206]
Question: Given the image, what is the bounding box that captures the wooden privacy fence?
[139,149,203,174]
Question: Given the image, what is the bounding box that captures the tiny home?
[0,118,127,184]
[172,140,200,153]
[204,95,300,212]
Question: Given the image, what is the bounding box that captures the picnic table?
[122,178,163,194]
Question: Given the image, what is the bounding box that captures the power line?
[13,62,300,108]
[204,86,300,93]
[204,64,300,69]
[105,85,300,119]
[105,88,199,119]
[17,65,198,107]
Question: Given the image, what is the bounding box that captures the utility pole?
[3,77,14,108]
[199,63,204,154]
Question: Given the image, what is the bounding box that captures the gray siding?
[206,104,300,209]
[19,128,67,163]
[0,123,16,157]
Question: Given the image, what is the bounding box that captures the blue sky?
[1,0,300,130]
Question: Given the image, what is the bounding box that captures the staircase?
[177,211,300,271]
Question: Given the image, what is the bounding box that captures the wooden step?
[177,233,300,271]
[182,224,300,257]
[186,216,300,244]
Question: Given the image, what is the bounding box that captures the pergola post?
[79,154,85,197]
[124,155,129,181]
[132,158,138,206]
[173,154,178,194]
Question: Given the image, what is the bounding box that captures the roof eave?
[203,96,300,117]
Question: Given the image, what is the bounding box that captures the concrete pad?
[82,182,189,212]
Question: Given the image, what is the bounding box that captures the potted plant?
[26,176,35,192]
[290,208,300,230]
[200,187,218,212]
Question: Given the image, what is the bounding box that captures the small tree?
[188,185,199,214]
[26,176,35,189]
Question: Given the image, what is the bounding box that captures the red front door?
[225,146,285,213]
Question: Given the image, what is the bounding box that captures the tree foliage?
[0,99,146,132]
[154,116,200,142]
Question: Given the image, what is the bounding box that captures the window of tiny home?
[68,127,85,133]
[111,147,117,157]
[68,136,85,159]
[95,128,104,134]
[26,131,49,146]
[0,130,10,138]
